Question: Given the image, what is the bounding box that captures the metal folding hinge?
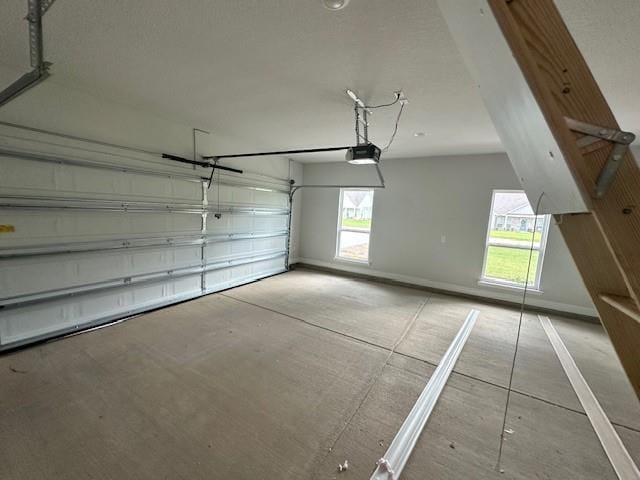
[565,117,636,198]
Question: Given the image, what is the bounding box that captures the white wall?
[298,153,596,316]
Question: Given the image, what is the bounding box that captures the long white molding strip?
[539,316,640,480]
[370,309,479,480]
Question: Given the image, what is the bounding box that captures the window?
[336,189,374,263]
[481,190,550,290]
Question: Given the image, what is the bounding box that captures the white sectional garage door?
[0,124,290,350]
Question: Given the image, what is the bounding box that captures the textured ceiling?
[0,0,638,162]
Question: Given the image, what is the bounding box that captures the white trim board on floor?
[293,258,597,318]
[371,309,479,480]
[539,316,640,479]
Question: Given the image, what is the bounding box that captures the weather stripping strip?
[539,316,640,480]
[370,309,479,480]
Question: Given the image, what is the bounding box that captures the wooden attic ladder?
[440,0,640,399]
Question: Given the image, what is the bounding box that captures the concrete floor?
[1,268,638,479]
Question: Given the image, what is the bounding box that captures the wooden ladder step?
[599,294,640,325]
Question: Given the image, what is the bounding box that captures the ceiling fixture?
[323,0,350,11]
[180,88,407,199]
[191,88,406,169]
[346,144,381,165]
[345,88,408,161]
[414,132,427,137]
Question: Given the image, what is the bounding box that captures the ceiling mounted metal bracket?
[565,117,636,198]
[0,0,56,108]
[348,89,372,146]
[346,88,373,115]
[354,104,370,145]
[39,0,57,15]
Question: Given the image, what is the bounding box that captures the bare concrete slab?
[396,293,521,388]
[511,314,584,412]
[617,425,640,466]
[0,294,390,480]
[223,269,429,349]
[500,392,640,479]
[324,353,640,480]
[552,315,640,431]
[513,314,640,431]
[1,270,638,479]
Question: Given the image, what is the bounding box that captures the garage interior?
[1,1,639,479]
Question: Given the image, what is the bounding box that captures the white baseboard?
[293,257,597,317]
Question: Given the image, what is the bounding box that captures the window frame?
[335,188,375,265]
[480,189,551,291]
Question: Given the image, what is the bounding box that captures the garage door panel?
[0,275,202,347]
[0,126,199,179]
[0,155,202,204]
[206,213,288,235]
[254,189,288,208]
[203,235,287,262]
[204,257,285,293]
[0,245,202,298]
[217,185,288,208]
[0,210,202,247]
[254,236,288,252]
[254,215,289,232]
[0,125,290,350]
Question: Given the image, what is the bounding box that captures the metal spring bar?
[161,153,244,188]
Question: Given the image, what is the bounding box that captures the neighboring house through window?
[336,189,374,263]
[481,190,550,289]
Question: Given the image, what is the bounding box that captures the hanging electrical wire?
[495,190,545,474]
[347,88,407,154]
[364,93,401,109]
[382,102,405,152]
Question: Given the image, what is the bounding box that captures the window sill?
[334,256,371,267]
[478,279,543,295]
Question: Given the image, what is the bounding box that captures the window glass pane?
[482,190,550,288]
[484,246,539,285]
[488,192,544,249]
[338,230,370,261]
[340,190,373,231]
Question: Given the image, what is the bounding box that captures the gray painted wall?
[298,153,596,316]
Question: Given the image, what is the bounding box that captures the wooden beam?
[557,213,640,396]
[487,0,640,397]
[600,294,640,326]
[488,0,640,303]
[438,0,640,398]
